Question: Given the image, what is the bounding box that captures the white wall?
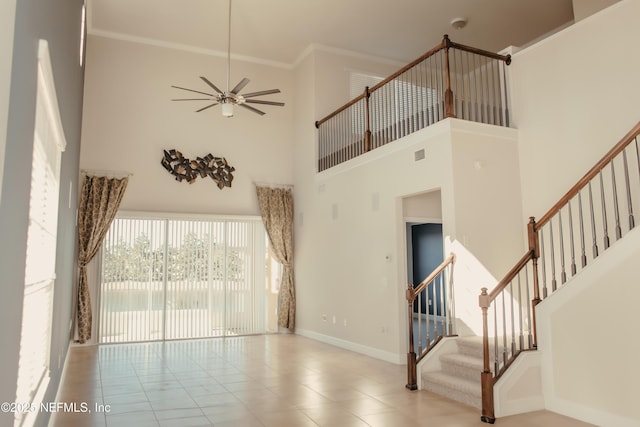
[510,0,640,220]
[503,2,640,423]
[293,46,525,362]
[80,36,294,215]
[572,0,620,21]
[0,0,16,202]
[537,227,640,426]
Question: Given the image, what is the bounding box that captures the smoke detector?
[450,17,468,30]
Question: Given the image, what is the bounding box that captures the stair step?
[455,336,484,357]
[439,353,483,382]
[422,371,482,409]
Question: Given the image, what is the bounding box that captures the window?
[16,40,66,427]
[98,215,268,343]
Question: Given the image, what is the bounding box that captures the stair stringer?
[493,350,544,417]
[536,225,640,427]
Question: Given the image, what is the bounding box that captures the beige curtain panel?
[76,175,128,343]
[256,186,295,330]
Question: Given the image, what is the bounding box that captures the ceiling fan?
[171,0,284,117]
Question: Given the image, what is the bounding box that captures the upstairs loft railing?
[406,253,456,390]
[478,121,640,424]
[315,35,512,172]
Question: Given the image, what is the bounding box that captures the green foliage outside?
[102,232,245,283]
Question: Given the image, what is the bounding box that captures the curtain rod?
[81,169,133,178]
[254,181,293,189]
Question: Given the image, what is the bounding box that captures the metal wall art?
[161,149,235,189]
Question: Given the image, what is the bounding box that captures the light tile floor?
[51,334,596,427]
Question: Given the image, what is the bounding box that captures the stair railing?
[406,252,456,390]
[479,121,640,423]
[315,35,512,172]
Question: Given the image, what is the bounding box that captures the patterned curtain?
[76,175,128,343]
[256,186,295,330]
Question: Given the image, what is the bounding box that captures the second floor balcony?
[315,35,512,172]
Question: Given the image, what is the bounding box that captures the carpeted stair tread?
[439,353,483,382]
[422,371,482,408]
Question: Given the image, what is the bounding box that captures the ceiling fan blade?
[239,103,266,116]
[199,77,224,94]
[245,99,285,107]
[230,78,250,95]
[171,85,215,97]
[195,103,219,112]
[242,89,281,98]
[171,98,214,101]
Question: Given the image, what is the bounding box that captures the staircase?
[422,336,484,408]
[409,121,640,423]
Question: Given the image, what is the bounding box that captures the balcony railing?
[315,35,512,172]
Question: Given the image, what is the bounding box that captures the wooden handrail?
[407,252,456,301]
[406,252,456,390]
[315,35,512,128]
[536,120,640,229]
[483,250,534,304]
[479,121,640,424]
[315,92,367,128]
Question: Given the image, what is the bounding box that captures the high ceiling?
[87,0,574,67]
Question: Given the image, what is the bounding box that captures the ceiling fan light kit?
[171,0,284,117]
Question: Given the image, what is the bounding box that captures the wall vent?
[414,149,426,161]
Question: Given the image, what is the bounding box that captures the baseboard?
[546,396,640,427]
[295,329,405,365]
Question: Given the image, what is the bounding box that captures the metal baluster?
[434,272,445,336]
[599,171,610,249]
[549,221,557,292]
[623,149,635,229]
[491,60,498,125]
[524,265,533,348]
[588,182,599,258]
[417,292,423,353]
[558,210,567,284]
[610,161,622,240]
[501,291,507,366]
[509,281,516,356]
[635,137,640,185]
[475,54,482,123]
[483,57,490,124]
[417,60,423,130]
[493,303,498,375]
[540,230,548,298]
[517,273,524,350]
[568,199,577,276]
[401,73,407,138]
[578,192,587,268]
[425,287,431,349]
[449,264,456,334]
[464,50,471,120]
[502,61,510,127]
[427,56,433,126]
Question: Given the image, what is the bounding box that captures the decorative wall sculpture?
[161,149,235,189]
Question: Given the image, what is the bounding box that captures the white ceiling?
[87,0,575,67]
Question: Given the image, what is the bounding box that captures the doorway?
[408,223,444,315]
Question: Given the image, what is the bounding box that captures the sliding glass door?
[98,215,266,343]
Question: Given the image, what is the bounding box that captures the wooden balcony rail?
[478,120,640,424]
[315,35,512,172]
[406,253,456,390]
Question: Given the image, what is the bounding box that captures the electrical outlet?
[332,315,336,324]
[343,319,347,326]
